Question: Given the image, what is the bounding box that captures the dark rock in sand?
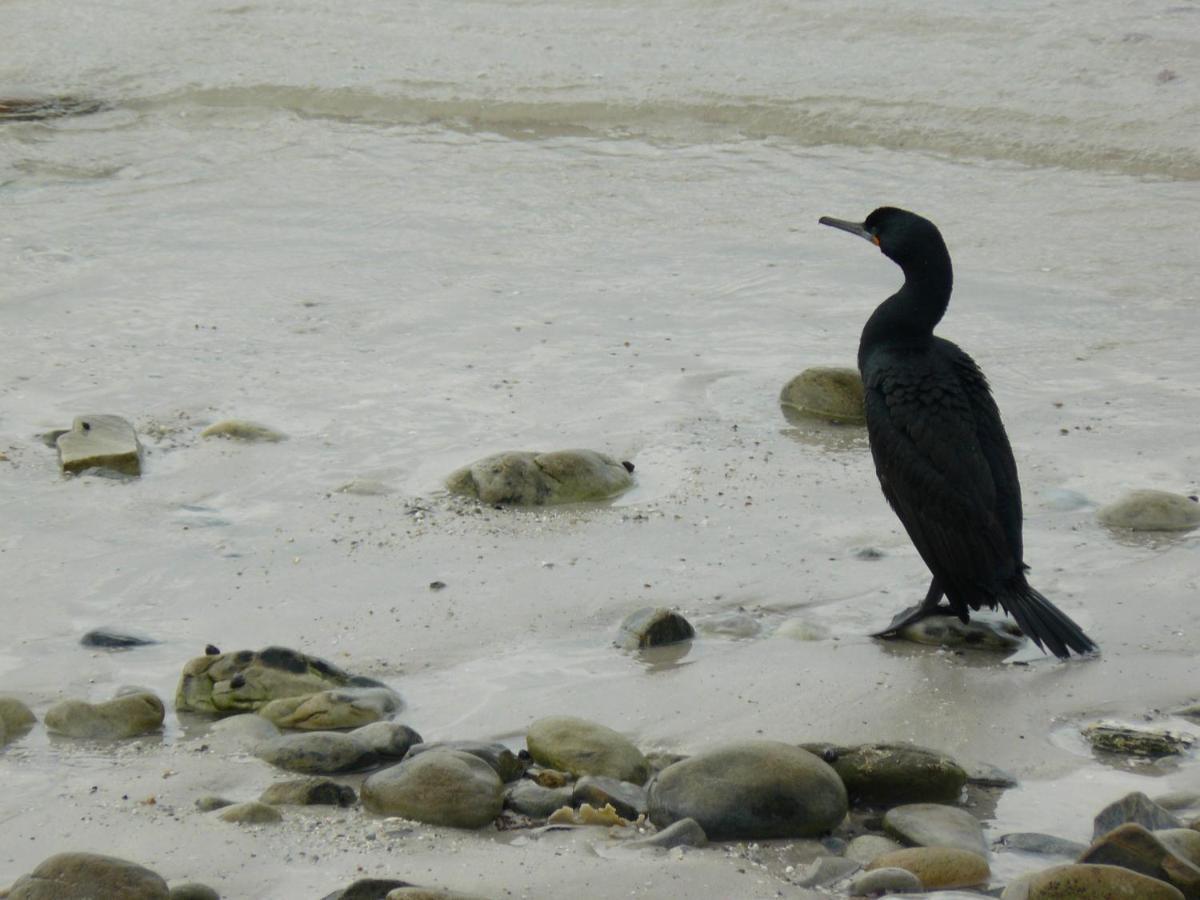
[1098,490,1200,532]
[883,803,988,855]
[445,449,634,505]
[351,722,423,759]
[260,778,356,807]
[1001,862,1185,899]
[1078,822,1200,896]
[215,801,282,825]
[1093,791,1183,838]
[319,879,413,900]
[647,740,847,840]
[526,715,649,783]
[257,686,402,730]
[168,883,220,900]
[256,731,379,774]
[615,607,695,650]
[801,742,968,806]
[867,847,989,890]
[1083,722,1194,758]
[847,866,923,895]
[404,740,524,782]
[361,749,504,829]
[625,817,708,850]
[504,780,573,818]
[7,852,169,900]
[44,690,164,739]
[779,366,866,425]
[80,628,157,649]
[998,832,1088,857]
[175,645,387,715]
[573,774,648,820]
[56,414,142,477]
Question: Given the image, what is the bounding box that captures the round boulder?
[526,715,649,783]
[44,691,164,739]
[361,749,503,829]
[647,740,847,840]
[1098,490,1200,532]
[445,449,633,505]
[8,852,169,900]
[779,367,866,425]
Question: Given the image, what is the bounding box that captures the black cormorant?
[818,207,1097,659]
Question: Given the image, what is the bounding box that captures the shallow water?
[3,0,1200,896]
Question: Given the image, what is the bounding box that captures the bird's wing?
[864,349,1016,599]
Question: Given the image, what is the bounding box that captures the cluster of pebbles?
[7,634,1200,899]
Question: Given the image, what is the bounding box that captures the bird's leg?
[871,577,953,638]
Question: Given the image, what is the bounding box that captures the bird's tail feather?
[1002,581,1097,659]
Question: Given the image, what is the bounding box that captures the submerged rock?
[647,740,847,840]
[695,610,762,639]
[779,366,866,425]
[200,420,287,442]
[260,778,356,807]
[526,715,649,783]
[445,449,634,505]
[883,803,988,855]
[615,607,695,650]
[404,741,524,782]
[256,732,379,774]
[257,687,401,730]
[801,742,968,806]
[80,628,157,649]
[44,690,164,739]
[897,615,1024,652]
[56,414,142,477]
[7,852,169,900]
[866,847,989,890]
[997,832,1088,857]
[1083,722,1194,758]
[1098,490,1200,532]
[361,749,503,829]
[791,856,861,889]
[1001,863,1184,900]
[1094,791,1183,837]
[175,645,387,715]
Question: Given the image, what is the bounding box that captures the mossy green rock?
[801,742,968,806]
[44,691,164,739]
[526,715,649,783]
[8,852,169,900]
[647,741,848,840]
[445,449,633,505]
[56,414,142,476]
[780,367,866,425]
[175,645,387,715]
[361,749,503,829]
[1098,490,1200,532]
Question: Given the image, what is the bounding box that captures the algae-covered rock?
[200,420,287,442]
[44,690,164,739]
[866,847,989,891]
[504,780,573,818]
[361,749,504,829]
[647,741,847,840]
[801,742,968,806]
[56,414,142,476]
[526,715,649,783]
[7,852,169,900]
[175,645,388,715]
[615,607,695,650]
[1077,822,1200,896]
[1083,722,1194,758]
[1098,490,1200,532]
[779,367,866,425]
[445,449,633,505]
[257,687,401,730]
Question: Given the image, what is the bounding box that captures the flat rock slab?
[615,607,695,650]
[57,414,142,476]
[1001,862,1185,899]
[1098,490,1200,532]
[361,749,503,829]
[647,740,847,840]
[779,366,866,425]
[44,691,164,739]
[7,852,169,900]
[868,847,989,890]
[526,715,649,783]
[802,742,967,806]
[256,732,379,774]
[445,449,634,505]
[883,803,988,855]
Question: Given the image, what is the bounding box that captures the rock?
[80,628,157,649]
[504,780,573,818]
[0,96,104,121]
[200,420,287,442]
[260,778,356,807]
[573,774,648,820]
[773,618,831,641]
[779,366,866,425]
[445,449,634,505]
[207,713,280,752]
[361,750,503,828]
[800,742,968,806]
[168,883,220,900]
[1098,490,1200,532]
[998,832,1087,856]
[1094,792,1183,838]
[883,803,987,855]
[384,890,491,900]
[615,607,695,650]
[56,414,142,476]
[695,611,762,639]
[845,834,905,865]
[0,696,36,744]
[625,817,708,850]
[257,687,401,730]
[350,722,423,759]
[44,691,164,739]
[319,879,413,900]
[175,645,388,715]
[1078,822,1200,895]
[256,732,379,774]
[964,760,1018,788]
[898,615,1024,652]
[215,801,282,825]
[530,767,571,787]
[647,740,847,840]
[404,741,524,782]
[867,847,989,890]
[526,715,649,783]
[1083,722,1194,758]
[7,852,169,900]
[847,866,924,895]
[792,856,861,888]
[1001,863,1185,899]
[1158,829,1200,867]
[1155,792,1200,812]
[195,795,234,812]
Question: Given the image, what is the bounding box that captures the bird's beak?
[818,216,879,246]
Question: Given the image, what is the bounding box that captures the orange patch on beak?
[871,235,881,246]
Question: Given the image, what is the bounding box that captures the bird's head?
[818,207,948,274]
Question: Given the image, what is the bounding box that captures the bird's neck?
[860,253,953,352]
